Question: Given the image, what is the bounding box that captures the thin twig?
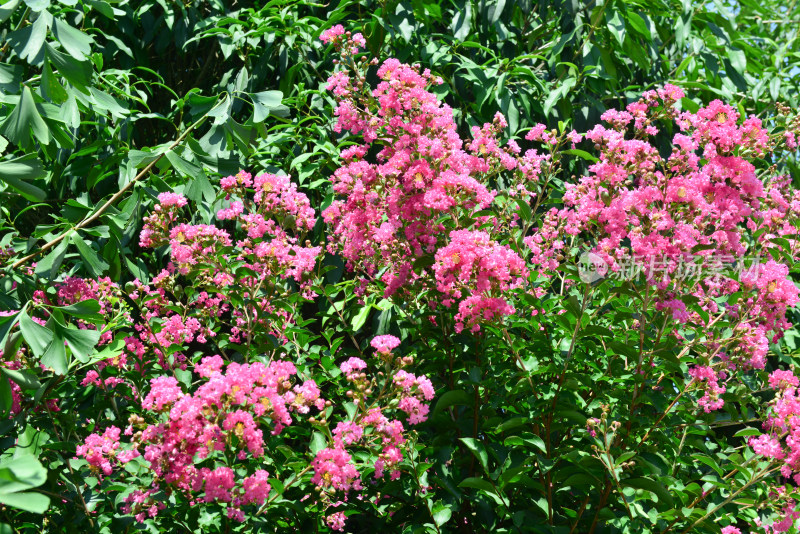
[10,114,209,270]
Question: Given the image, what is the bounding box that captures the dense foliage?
[3,1,800,533]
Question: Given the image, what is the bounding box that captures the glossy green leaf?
[250,90,288,121]
[53,18,94,60]
[0,154,47,201]
[460,438,489,472]
[0,86,50,148]
[626,12,651,40]
[71,233,109,277]
[33,240,68,280]
[45,43,93,89]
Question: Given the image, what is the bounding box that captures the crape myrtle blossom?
[370,334,400,355]
[141,170,320,296]
[321,30,541,332]
[749,369,800,487]
[76,330,431,528]
[552,85,800,414]
[326,511,348,531]
[128,169,321,371]
[751,485,800,534]
[304,339,435,530]
[79,358,323,522]
[75,426,139,479]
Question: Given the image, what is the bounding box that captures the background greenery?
[2,0,800,532]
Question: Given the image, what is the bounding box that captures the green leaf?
[607,10,626,46]
[87,0,116,19]
[387,1,414,41]
[0,155,47,201]
[450,2,472,41]
[165,150,202,177]
[41,58,68,103]
[727,48,746,74]
[208,94,231,125]
[0,86,51,148]
[41,336,67,375]
[626,12,651,40]
[88,88,128,118]
[769,76,781,101]
[46,43,93,90]
[0,0,20,23]
[184,172,215,203]
[563,148,599,162]
[0,378,11,416]
[34,240,69,280]
[309,431,327,455]
[0,455,49,514]
[53,18,94,60]
[351,304,371,332]
[250,90,289,121]
[23,0,49,11]
[59,326,101,363]
[523,434,547,454]
[733,428,761,438]
[514,197,532,223]
[0,63,22,94]
[74,337,123,368]
[458,477,495,492]
[71,233,109,277]
[58,299,102,320]
[0,311,20,354]
[7,11,49,64]
[0,492,49,514]
[622,477,674,508]
[496,417,526,433]
[488,0,506,25]
[433,390,470,417]
[432,505,452,527]
[19,311,52,358]
[13,425,46,457]
[615,451,637,467]
[460,438,489,472]
[0,367,40,391]
[690,454,724,476]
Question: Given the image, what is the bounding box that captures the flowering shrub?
[4,23,800,534]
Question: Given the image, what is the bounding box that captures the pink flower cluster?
[292,341,433,531]
[140,170,320,296]
[81,357,324,522]
[750,370,800,482]
[320,24,365,54]
[219,170,316,232]
[687,366,726,413]
[393,369,435,424]
[546,86,800,408]
[75,426,139,479]
[371,334,400,355]
[131,171,322,370]
[321,32,538,332]
[752,487,800,534]
[139,192,187,248]
[433,230,527,332]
